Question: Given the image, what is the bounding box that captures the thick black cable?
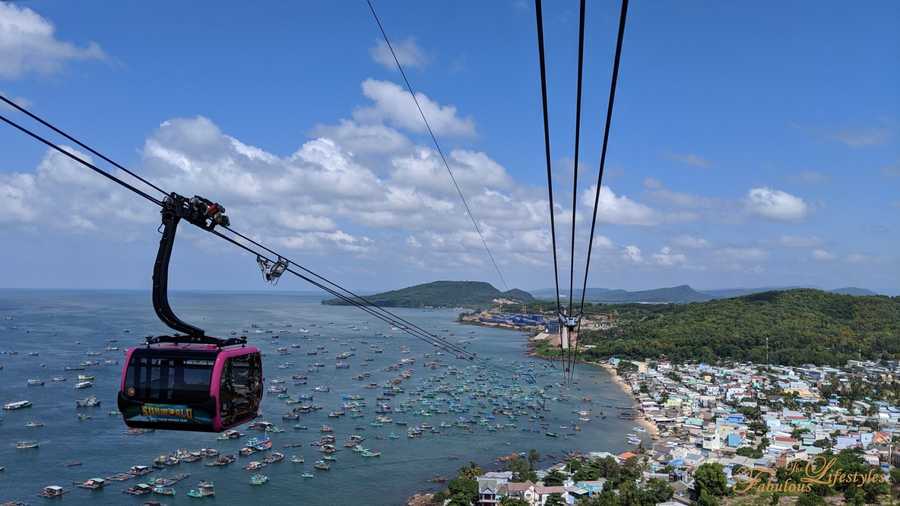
[534,0,564,371]
[0,87,544,380]
[566,0,587,383]
[573,0,630,380]
[365,0,509,292]
[222,225,474,358]
[0,112,162,206]
[0,108,474,361]
[0,94,167,197]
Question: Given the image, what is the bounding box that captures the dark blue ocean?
[0,290,640,505]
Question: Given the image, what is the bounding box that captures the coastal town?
[435,307,900,505]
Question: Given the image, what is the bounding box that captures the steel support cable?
[365,0,509,292]
[211,229,474,358]
[0,97,478,360]
[573,0,630,381]
[222,226,477,358]
[534,0,564,371]
[0,111,475,360]
[0,95,167,197]
[566,0,587,383]
[0,112,162,207]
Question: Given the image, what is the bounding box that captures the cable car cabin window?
[220,353,261,426]
[126,355,214,404]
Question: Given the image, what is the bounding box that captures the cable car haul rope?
[533,0,630,383]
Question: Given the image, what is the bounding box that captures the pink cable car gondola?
[118,194,263,432]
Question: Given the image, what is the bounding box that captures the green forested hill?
[581,289,900,366]
[322,281,534,308]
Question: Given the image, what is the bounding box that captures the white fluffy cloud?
[652,246,687,267]
[671,235,709,249]
[580,185,659,226]
[311,120,411,156]
[370,38,428,70]
[745,187,809,222]
[622,245,643,263]
[0,3,105,79]
[354,79,475,137]
[0,146,151,231]
[811,249,836,261]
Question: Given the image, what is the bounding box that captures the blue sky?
[0,0,897,294]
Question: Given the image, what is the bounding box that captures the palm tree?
[528,449,540,469]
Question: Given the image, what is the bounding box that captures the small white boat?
[3,400,31,410]
[27,379,44,386]
[74,381,93,390]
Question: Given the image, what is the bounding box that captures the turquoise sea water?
[0,290,640,505]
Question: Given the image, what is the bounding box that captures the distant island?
[572,289,900,366]
[531,284,884,304]
[322,280,534,308]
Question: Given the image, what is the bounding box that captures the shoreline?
[525,329,662,441]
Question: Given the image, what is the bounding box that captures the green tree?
[458,461,483,481]
[795,493,826,506]
[697,489,719,506]
[543,469,567,486]
[692,463,727,501]
[528,449,540,469]
[500,498,530,506]
[509,456,537,483]
[736,446,763,459]
[642,478,674,504]
[544,494,565,506]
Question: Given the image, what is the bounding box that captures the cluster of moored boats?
[0,316,643,502]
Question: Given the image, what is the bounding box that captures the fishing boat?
[16,440,39,449]
[186,481,215,498]
[77,374,95,381]
[75,478,105,490]
[76,396,101,408]
[243,461,265,471]
[74,381,93,390]
[38,485,68,498]
[206,454,236,467]
[51,376,66,382]
[124,483,153,496]
[151,473,189,486]
[313,461,331,471]
[248,421,274,431]
[249,474,268,485]
[361,449,381,458]
[320,425,333,433]
[129,465,153,476]
[264,452,285,464]
[153,485,176,495]
[217,429,242,440]
[290,455,305,463]
[27,379,44,386]
[25,421,44,428]
[544,432,558,438]
[301,472,314,478]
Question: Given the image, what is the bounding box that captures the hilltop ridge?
[322,281,534,308]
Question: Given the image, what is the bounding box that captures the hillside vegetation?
[322,281,534,308]
[581,289,900,366]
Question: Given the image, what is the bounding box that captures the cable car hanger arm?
[152,192,230,341]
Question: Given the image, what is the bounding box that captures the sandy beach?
[600,362,660,439]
